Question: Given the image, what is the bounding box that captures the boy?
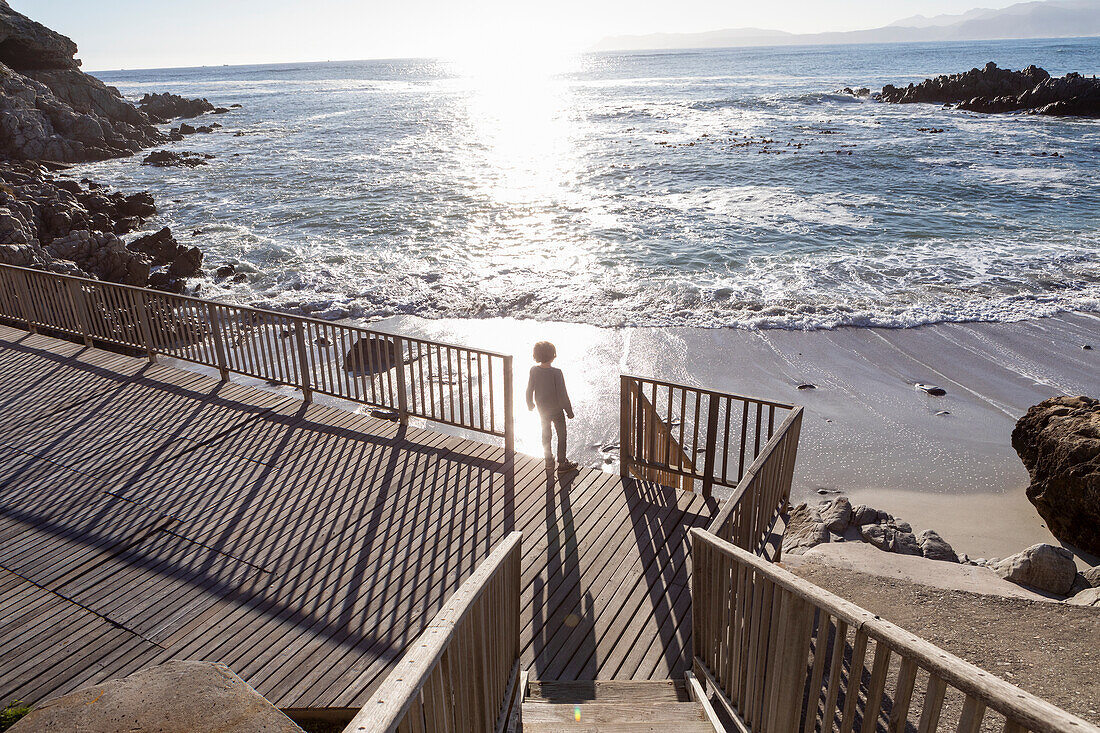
[525,341,579,475]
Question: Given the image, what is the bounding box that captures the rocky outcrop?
[129,226,203,292]
[8,660,304,733]
[0,1,163,161]
[142,149,214,167]
[139,92,214,122]
[1012,396,1100,555]
[879,62,1100,117]
[782,497,951,561]
[0,161,202,289]
[991,543,1078,596]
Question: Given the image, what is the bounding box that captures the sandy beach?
[367,310,1099,562]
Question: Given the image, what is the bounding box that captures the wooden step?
[523,722,717,733]
[523,701,710,729]
[527,679,690,703]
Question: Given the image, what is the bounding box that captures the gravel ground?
[789,563,1100,726]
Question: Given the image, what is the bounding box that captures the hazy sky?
[14,0,1022,71]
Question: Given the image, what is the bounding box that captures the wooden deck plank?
[0,330,713,710]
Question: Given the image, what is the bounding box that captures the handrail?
[707,406,803,557]
[691,529,1099,733]
[0,263,514,446]
[620,374,798,501]
[344,532,522,733]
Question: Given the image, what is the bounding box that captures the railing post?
[134,291,157,363]
[13,269,36,333]
[503,355,514,457]
[65,278,93,347]
[294,322,313,403]
[701,393,720,499]
[392,335,409,424]
[619,375,632,479]
[206,302,230,381]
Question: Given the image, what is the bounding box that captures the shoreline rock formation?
[0,1,241,292]
[879,62,1100,116]
[1012,396,1100,556]
[783,496,1098,601]
[0,0,164,161]
[0,161,200,291]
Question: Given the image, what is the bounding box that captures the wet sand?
[376,311,1099,560]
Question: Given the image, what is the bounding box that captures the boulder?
[1012,396,1100,555]
[1083,565,1100,588]
[917,529,959,563]
[344,335,399,374]
[7,660,304,732]
[849,504,879,526]
[128,226,178,263]
[138,91,215,121]
[820,497,852,533]
[782,503,829,555]
[891,530,922,556]
[1066,587,1100,607]
[991,543,1078,595]
[860,523,888,550]
[142,150,213,167]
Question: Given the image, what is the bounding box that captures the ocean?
[85,37,1100,330]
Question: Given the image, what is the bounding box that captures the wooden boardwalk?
[0,324,715,712]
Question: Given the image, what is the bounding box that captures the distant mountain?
[594,0,1100,51]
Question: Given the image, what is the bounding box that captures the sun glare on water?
[443,30,590,272]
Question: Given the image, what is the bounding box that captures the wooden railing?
[344,532,523,733]
[708,405,803,557]
[691,529,1099,733]
[620,375,796,498]
[0,263,514,448]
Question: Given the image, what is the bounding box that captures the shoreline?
[365,310,1098,561]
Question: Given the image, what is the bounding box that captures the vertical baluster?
[294,321,312,403]
[393,335,408,424]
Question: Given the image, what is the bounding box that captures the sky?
[14,0,1024,71]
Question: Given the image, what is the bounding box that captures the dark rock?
[850,504,879,526]
[212,107,230,114]
[880,62,1100,117]
[860,523,888,550]
[118,191,155,218]
[796,383,816,390]
[892,530,922,556]
[138,91,214,120]
[344,335,399,374]
[916,383,946,396]
[1012,396,1100,555]
[168,246,202,279]
[917,529,959,562]
[128,226,179,264]
[142,150,211,167]
[214,264,235,278]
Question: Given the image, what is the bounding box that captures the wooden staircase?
[516,678,723,732]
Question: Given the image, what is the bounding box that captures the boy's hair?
[533,341,557,363]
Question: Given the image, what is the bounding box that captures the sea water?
[85,37,1100,330]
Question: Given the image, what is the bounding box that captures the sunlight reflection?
[448,49,582,207]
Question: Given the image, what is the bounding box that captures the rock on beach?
[1012,396,1100,555]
